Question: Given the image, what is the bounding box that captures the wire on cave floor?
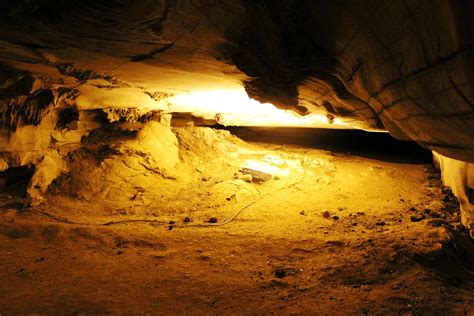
[21,190,266,228]
[23,195,264,228]
[102,195,265,228]
[20,176,302,228]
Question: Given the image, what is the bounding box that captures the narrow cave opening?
[224,127,433,164]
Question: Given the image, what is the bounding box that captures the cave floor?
[1,128,474,315]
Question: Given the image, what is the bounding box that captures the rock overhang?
[0,0,473,161]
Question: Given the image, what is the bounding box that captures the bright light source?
[169,89,351,128]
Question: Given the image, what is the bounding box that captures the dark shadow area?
[413,228,474,288]
[0,165,35,198]
[222,127,433,164]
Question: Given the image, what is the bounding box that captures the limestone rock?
[0,1,473,231]
[433,152,474,238]
[27,150,67,205]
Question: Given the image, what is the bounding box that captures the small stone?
[322,211,331,218]
[300,210,306,216]
[332,215,339,220]
[376,221,386,226]
[208,217,218,223]
[183,217,192,223]
[409,207,417,212]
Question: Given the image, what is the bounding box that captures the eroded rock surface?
[433,152,474,237]
[0,1,473,230]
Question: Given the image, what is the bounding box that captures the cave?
[0,1,474,314]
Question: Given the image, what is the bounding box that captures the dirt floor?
[1,126,474,315]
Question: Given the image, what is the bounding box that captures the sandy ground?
[1,126,474,315]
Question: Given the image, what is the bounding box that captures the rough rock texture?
[231,0,474,162]
[0,1,473,226]
[27,150,66,205]
[0,0,472,159]
[433,152,474,237]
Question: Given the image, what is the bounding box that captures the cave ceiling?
[0,0,473,161]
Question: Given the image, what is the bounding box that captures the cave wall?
[228,0,474,162]
[433,152,474,237]
[0,1,473,229]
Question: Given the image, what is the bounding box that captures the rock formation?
[0,0,472,233]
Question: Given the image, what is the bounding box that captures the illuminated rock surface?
[0,1,474,313]
[0,0,473,158]
[0,0,472,231]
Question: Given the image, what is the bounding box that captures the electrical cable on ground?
[22,194,266,228]
[21,177,299,229]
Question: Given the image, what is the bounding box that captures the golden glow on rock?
[241,154,304,181]
[242,160,288,178]
[170,89,351,128]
